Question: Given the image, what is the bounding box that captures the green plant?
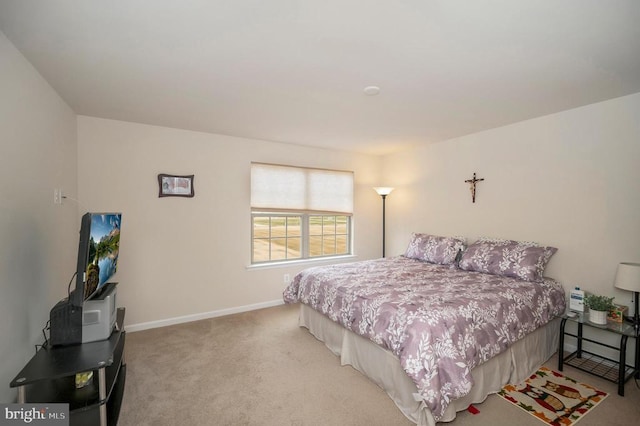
[584,294,615,311]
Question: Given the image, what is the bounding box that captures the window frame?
[251,210,352,265]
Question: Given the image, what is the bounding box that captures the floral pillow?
[404,233,466,265]
[458,239,557,282]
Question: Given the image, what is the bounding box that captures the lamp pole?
[373,187,394,258]
[381,194,387,257]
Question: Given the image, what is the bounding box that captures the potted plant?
[584,294,615,325]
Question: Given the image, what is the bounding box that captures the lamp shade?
[613,262,640,292]
[373,187,394,196]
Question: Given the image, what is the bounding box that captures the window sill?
[246,254,358,270]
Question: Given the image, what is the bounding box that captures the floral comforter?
[283,256,566,420]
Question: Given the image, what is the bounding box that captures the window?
[309,215,350,257]
[252,214,302,262]
[251,163,353,264]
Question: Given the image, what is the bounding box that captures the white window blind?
[251,163,354,214]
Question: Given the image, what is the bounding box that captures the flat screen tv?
[72,212,122,305]
[50,212,122,346]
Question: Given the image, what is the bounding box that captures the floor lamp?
[614,262,640,332]
[373,187,394,257]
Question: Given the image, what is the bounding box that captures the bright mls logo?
[0,404,68,426]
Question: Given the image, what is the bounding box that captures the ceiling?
[1,1,639,156]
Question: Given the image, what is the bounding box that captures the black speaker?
[49,299,83,346]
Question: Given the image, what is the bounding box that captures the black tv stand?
[10,308,126,426]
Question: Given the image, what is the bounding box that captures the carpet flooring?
[118,304,640,425]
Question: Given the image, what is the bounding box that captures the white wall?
[383,93,640,308]
[0,31,78,402]
[77,117,383,328]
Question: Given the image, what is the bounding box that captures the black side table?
[558,311,639,396]
[10,308,126,426]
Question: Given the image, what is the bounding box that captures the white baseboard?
[126,299,285,333]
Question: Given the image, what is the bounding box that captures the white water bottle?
[569,287,584,312]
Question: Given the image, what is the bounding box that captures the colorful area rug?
[498,367,608,426]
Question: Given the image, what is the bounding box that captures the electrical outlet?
[284,274,291,284]
[53,188,62,205]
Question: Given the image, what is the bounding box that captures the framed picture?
[158,174,194,198]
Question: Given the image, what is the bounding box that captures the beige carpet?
[119,304,640,425]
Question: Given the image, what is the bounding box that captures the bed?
[283,234,566,425]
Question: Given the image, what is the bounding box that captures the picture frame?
[158,174,195,198]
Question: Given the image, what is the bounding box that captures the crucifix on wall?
[464,173,485,203]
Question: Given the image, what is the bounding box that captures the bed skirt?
[299,304,560,426]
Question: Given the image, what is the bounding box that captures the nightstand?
[558,311,639,396]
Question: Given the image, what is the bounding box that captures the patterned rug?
[498,367,608,426]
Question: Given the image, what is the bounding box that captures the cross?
[464,173,484,203]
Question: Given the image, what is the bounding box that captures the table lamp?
[613,262,640,330]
